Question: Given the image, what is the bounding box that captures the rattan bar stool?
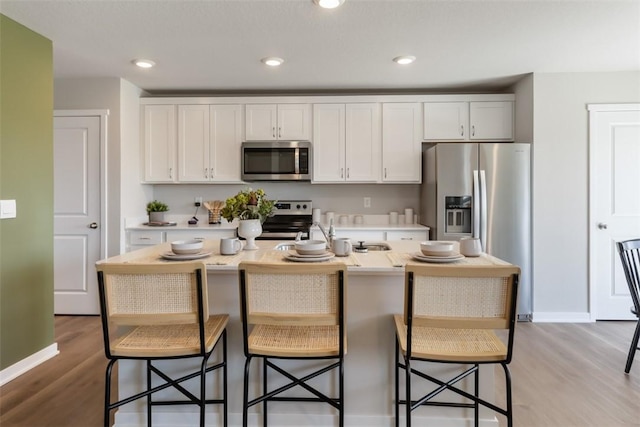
[96,262,228,427]
[617,238,640,374]
[394,263,520,427]
[238,261,347,427]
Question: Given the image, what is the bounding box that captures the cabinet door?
[166,229,236,242]
[144,105,177,182]
[313,104,346,182]
[278,104,311,140]
[423,102,468,141]
[346,103,380,182]
[382,103,422,183]
[469,101,514,140]
[210,105,243,182]
[177,105,210,182]
[245,104,277,141]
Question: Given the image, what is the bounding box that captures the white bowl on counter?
[295,240,327,255]
[171,239,204,255]
[420,241,455,257]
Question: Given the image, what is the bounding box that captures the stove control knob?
[302,204,307,209]
[296,204,301,209]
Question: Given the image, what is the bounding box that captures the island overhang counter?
[97,239,510,427]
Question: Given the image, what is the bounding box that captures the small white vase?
[237,219,262,250]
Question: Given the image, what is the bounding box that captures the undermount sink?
[359,242,391,251]
[274,242,391,251]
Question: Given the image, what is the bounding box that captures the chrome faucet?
[314,220,335,248]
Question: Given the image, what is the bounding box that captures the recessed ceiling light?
[261,57,284,67]
[313,0,345,9]
[132,59,155,69]
[393,55,416,65]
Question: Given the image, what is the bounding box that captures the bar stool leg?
[147,360,152,427]
[394,338,400,427]
[104,359,116,427]
[474,365,479,427]
[405,357,411,427]
[243,356,252,427]
[222,330,228,427]
[263,357,268,427]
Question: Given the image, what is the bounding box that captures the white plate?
[287,250,333,258]
[161,251,212,261]
[284,253,335,262]
[411,252,465,263]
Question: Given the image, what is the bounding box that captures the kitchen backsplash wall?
[152,183,420,218]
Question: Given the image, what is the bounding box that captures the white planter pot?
[237,219,262,250]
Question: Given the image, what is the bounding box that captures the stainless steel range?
[257,200,312,240]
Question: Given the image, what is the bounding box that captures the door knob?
[597,222,608,230]
[89,222,98,229]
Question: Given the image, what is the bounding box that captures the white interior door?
[53,113,104,314]
[590,105,640,319]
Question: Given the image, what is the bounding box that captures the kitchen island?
[98,240,510,427]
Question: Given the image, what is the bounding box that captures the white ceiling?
[1,0,639,94]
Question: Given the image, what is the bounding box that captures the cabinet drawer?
[386,231,428,241]
[129,231,163,245]
[166,230,236,242]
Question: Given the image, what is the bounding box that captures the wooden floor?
[1,317,639,426]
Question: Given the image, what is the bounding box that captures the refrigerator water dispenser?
[444,196,471,234]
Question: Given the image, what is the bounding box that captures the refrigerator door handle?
[480,169,487,251]
[473,170,480,239]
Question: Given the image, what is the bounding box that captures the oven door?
[241,141,311,181]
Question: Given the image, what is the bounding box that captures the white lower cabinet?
[312,229,427,242]
[127,228,237,252]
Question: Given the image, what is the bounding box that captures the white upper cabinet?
[245,104,311,141]
[144,104,177,183]
[423,100,514,141]
[382,103,422,183]
[177,105,209,182]
[469,101,514,140]
[177,104,243,183]
[209,105,243,182]
[423,102,469,141]
[313,103,380,183]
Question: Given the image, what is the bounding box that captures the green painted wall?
[0,15,54,370]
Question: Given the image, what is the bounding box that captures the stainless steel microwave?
[241,141,312,181]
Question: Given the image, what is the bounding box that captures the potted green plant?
[146,200,169,223]
[221,188,276,250]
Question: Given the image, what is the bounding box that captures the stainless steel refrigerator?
[420,143,532,319]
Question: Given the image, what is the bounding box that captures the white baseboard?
[0,343,59,386]
[532,312,593,323]
[114,411,499,427]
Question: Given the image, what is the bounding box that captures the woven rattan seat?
[239,261,347,427]
[617,238,640,374]
[393,315,507,362]
[96,262,228,427]
[394,263,520,427]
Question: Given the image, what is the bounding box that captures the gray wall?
[532,71,640,319]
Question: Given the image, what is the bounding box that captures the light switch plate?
[0,199,17,219]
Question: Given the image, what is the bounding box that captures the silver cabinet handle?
[89,222,98,229]
[347,168,350,179]
[204,167,208,179]
[460,125,464,136]
[169,167,173,179]
[272,127,276,138]
[278,127,282,138]
[341,167,344,178]
[384,168,387,179]
[597,223,608,230]
[471,125,475,137]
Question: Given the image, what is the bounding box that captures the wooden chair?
[238,261,347,427]
[394,263,520,427]
[617,238,640,373]
[95,262,228,427]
